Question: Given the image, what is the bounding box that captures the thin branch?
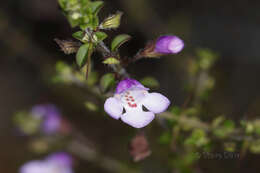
[67,139,139,173]
[85,29,129,78]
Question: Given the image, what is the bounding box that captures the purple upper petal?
[104,97,123,119]
[155,35,184,54]
[121,110,155,128]
[115,78,148,94]
[142,92,170,114]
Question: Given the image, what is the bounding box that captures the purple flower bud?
[155,35,184,54]
[104,78,170,128]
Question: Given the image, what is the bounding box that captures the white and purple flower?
[155,35,184,54]
[104,78,170,128]
[31,104,62,134]
[20,152,73,173]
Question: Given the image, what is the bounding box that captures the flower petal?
[121,110,155,128]
[104,97,123,119]
[142,92,170,114]
[46,152,73,167]
[19,161,46,173]
[115,78,148,94]
[45,162,73,173]
[42,113,61,134]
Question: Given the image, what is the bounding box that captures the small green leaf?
[68,15,81,28]
[100,73,115,92]
[94,31,107,42]
[92,15,99,29]
[212,116,225,128]
[196,48,218,70]
[158,132,172,145]
[213,120,235,138]
[170,106,182,116]
[184,129,209,147]
[72,31,85,41]
[14,112,42,135]
[224,142,236,152]
[100,11,123,29]
[111,34,131,52]
[102,57,120,65]
[86,71,98,86]
[76,43,91,67]
[84,101,98,111]
[250,140,260,153]
[90,1,104,15]
[58,0,66,9]
[140,77,159,88]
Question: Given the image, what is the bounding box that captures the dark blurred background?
[1,0,260,172]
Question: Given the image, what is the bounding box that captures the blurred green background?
[1,0,260,172]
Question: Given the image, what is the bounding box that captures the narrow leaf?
[76,43,90,67]
[100,73,115,92]
[102,57,120,64]
[111,34,131,52]
[90,1,104,15]
[140,77,159,88]
[100,11,123,29]
[94,31,107,42]
[72,31,85,41]
[84,101,98,111]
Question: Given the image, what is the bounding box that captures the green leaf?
[86,71,98,86]
[102,57,120,65]
[92,15,99,29]
[196,48,218,70]
[100,73,115,92]
[100,11,123,29]
[184,129,209,147]
[84,101,98,111]
[250,140,260,153]
[211,116,225,128]
[94,31,107,42]
[224,142,236,152]
[58,0,66,9]
[170,106,182,116]
[140,77,159,88]
[158,132,172,145]
[89,1,104,15]
[76,43,91,67]
[14,112,42,135]
[213,120,235,138]
[111,34,131,52]
[72,31,85,41]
